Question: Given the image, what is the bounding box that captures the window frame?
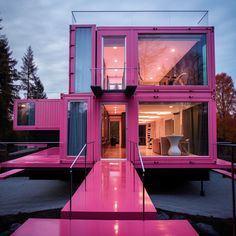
[96,29,133,89]
[134,95,216,161]
[69,25,96,94]
[138,101,209,158]
[133,27,215,92]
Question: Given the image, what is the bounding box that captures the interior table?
[166,135,183,156]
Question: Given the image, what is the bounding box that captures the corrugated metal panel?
[36,100,61,129]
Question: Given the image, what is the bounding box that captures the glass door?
[101,103,126,159]
[97,30,131,90]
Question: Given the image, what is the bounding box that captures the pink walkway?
[61,160,156,220]
[12,218,198,236]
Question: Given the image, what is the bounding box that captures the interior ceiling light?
[139,115,160,118]
[114,59,118,63]
[140,111,172,115]
[150,77,153,80]
[171,48,176,52]
[113,46,117,49]
[157,66,161,70]
[114,69,118,72]
[139,119,152,122]
[169,106,173,108]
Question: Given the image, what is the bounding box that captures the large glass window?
[67,101,87,156]
[17,102,35,126]
[138,34,207,86]
[102,36,126,90]
[138,102,208,156]
[75,28,92,93]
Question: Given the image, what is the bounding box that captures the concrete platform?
[61,160,157,220]
[12,218,198,236]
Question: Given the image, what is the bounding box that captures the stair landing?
[61,160,156,220]
[12,218,198,236]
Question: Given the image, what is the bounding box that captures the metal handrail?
[70,144,87,169]
[69,141,95,220]
[137,143,145,173]
[134,142,145,221]
[217,143,236,236]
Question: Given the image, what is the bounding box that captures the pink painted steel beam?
[12,218,198,236]
[212,169,236,180]
[61,160,156,220]
[0,169,24,179]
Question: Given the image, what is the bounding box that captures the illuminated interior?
[102,36,126,90]
[138,102,209,156]
[138,34,207,86]
[101,104,126,158]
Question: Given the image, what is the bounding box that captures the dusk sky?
[0,0,235,98]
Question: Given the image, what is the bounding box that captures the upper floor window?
[138,34,207,86]
[17,102,35,126]
[75,27,92,92]
[102,36,126,90]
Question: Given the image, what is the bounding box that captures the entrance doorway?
[101,104,126,159]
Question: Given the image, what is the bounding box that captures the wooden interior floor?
[102,145,126,158]
[139,146,159,156]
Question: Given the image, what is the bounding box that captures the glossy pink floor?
[12,218,198,236]
[1,147,234,169]
[61,160,156,220]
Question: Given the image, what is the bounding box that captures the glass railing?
[72,10,208,26]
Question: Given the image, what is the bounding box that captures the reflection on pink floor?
[1,147,61,168]
[12,218,198,236]
[61,160,156,220]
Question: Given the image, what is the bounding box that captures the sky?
[0,0,236,98]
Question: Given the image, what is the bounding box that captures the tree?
[0,18,20,140]
[216,73,236,142]
[20,46,47,99]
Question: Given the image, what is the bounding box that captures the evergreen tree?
[20,46,47,99]
[0,18,20,140]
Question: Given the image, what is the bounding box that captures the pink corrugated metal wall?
[36,100,61,129]
[13,99,61,130]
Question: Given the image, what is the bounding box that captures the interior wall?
[109,115,122,146]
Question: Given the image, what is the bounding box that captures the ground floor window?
[17,102,35,126]
[138,102,208,156]
[67,101,87,156]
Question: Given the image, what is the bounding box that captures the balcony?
[71,10,208,27]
